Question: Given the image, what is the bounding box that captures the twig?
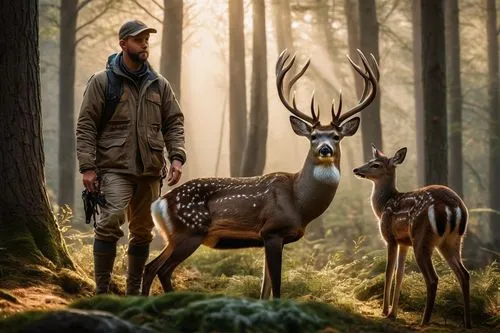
[130,0,163,24]
[76,0,114,32]
[77,0,93,12]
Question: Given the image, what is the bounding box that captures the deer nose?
[319,145,333,157]
[353,168,359,173]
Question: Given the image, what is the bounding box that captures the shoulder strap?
[98,69,123,133]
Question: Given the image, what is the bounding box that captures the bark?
[229,0,247,176]
[160,0,183,98]
[240,0,268,176]
[412,0,425,187]
[344,0,363,97]
[271,0,293,53]
[271,0,294,97]
[486,0,500,247]
[358,0,383,160]
[58,0,78,209]
[445,0,463,197]
[421,0,447,185]
[0,0,74,269]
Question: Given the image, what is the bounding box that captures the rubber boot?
[93,239,117,295]
[126,244,150,295]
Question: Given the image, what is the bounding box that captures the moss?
[57,268,94,295]
[0,311,47,333]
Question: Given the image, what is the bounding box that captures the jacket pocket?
[96,136,128,169]
[146,92,162,125]
[148,134,165,171]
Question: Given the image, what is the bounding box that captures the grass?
[0,218,498,332]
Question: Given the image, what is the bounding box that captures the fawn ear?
[290,116,312,137]
[339,117,360,137]
[391,147,407,165]
[372,144,384,158]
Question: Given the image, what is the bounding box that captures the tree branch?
[130,0,163,24]
[40,3,61,10]
[77,0,92,12]
[76,0,114,32]
[75,33,91,46]
[380,0,401,24]
[152,0,163,10]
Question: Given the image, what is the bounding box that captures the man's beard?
[129,51,148,64]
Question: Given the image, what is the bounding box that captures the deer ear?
[339,117,360,137]
[372,144,383,158]
[289,116,312,137]
[391,147,407,165]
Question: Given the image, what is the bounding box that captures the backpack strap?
[98,69,123,134]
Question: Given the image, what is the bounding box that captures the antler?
[276,50,320,126]
[332,49,380,125]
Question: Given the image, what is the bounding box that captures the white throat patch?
[313,164,341,185]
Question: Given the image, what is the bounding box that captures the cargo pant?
[96,172,160,244]
[93,172,160,295]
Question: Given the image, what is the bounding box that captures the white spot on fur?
[313,165,340,185]
[428,204,439,235]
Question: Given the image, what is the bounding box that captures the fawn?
[141,49,379,298]
[353,145,471,328]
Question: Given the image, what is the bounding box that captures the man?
[76,20,186,295]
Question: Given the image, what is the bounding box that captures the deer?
[141,49,379,299]
[353,145,471,328]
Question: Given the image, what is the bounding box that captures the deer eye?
[310,134,317,140]
[371,164,380,169]
[333,135,340,141]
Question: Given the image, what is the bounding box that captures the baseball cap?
[119,20,157,40]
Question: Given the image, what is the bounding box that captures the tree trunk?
[58,0,78,210]
[271,0,294,97]
[271,0,293,53]
[160,0,183,98]
[486,0,500,247]
[421,0,447,185]
[412,0,425,187]
[345,0,363,97]
[0,0,74,269]
[241,0,268,176]
[358,0,383,160]
[445,0,463,197]
[229,0,247,176]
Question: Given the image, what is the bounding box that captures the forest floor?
[0,241,499,332]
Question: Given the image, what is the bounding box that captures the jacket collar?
[107,52,158,82]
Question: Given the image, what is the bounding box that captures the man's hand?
[167,160,183,186]
[82,169,99,192]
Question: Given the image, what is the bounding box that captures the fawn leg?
[383,241,398,316]
[438,240,471,328]
[414,243,438,326]
[263,236,284,298]
[388,245,408,319]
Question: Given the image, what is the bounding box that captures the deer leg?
[438,240,471,328]
[263,236,284,298]
[260,259,271,299]
[388,245,408,319]
[142,244,174,295]
[383,241,398,316]
[156,235,204,292]
[414,243,438,326]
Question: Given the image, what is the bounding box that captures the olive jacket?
[76,53,186,177]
